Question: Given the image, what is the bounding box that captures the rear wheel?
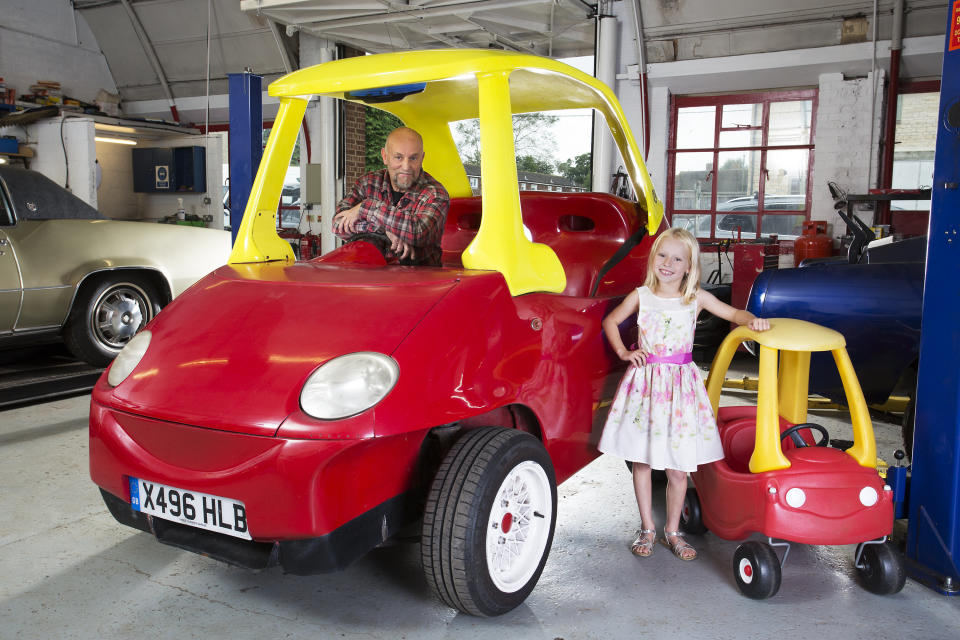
[64,274,161,367]
[680,487,707,534]
[421,427,557,616]
[856,542,906,595]
[733,541,781,599]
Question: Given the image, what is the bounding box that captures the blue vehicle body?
[747,236,925,405]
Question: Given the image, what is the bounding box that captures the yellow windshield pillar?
[778,350,811,425]
[229,97,307,264]
[833,347,877,467]
[750,344,791,473]
[460,70,566,295]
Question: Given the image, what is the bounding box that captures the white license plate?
[129,477,251,540]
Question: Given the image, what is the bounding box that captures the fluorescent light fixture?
[95,136,137,146]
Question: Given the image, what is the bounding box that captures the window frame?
[667,89,818,240]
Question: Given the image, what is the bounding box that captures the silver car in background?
[0,166,230,366]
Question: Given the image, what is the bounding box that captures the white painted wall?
[0,0,117,104]
[21,118,98,206]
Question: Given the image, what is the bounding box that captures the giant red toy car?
[681,318,906,598]
[89,50,665,616]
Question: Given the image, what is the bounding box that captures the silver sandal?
[661,530,697,561]
[630,528,656,557]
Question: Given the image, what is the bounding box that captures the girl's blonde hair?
[643,227,701,304]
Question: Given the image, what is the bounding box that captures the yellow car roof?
[270,49,662,232]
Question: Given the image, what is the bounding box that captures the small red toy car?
[681,318,906,598]
[88,50,666,616]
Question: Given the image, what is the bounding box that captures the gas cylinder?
[794,220,832,264]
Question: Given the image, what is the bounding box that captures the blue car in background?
[747,204,926,455]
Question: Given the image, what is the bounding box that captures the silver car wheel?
[90,283,151,350]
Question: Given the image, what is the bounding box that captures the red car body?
[89,191,660,572]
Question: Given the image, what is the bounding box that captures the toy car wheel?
[680,487,707,534]
[733,541,782,600]
[856,542,906,595]
[64,274,161,367]
[624,461,668,485]
[421,427,557,616]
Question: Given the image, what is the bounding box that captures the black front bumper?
[99,488,415,574]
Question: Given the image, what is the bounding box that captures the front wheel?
[856,542,906,595]
[64,274,161,367]
[733,541,782,599]
[421,427,557,616]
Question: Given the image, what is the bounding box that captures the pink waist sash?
[646,352,693,365]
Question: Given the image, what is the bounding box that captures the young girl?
[598,227,769,561]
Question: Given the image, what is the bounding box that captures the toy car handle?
[779,422,829,448]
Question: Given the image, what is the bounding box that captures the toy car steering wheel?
[779,423,829,448]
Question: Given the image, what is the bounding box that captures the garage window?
[667,90,817,240]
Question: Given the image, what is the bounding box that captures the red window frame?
[666,89,818,240]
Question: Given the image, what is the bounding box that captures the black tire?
[421,427,557,617]
[856,542,906,595]
[733,541,782,599]
[901,395,915,461]
[624,461,668,486]
[63,274,162,367]
[680,487,707,535]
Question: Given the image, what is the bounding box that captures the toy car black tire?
[680,487,707,535]
[64,274,161,367]
[856,542,906,595]
[421,426,557,617]
[733,541,782,599]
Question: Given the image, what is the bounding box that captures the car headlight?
[785,487,806,508]
[107,330,152,387]
[860,486,879,507]
[300,352,399,420]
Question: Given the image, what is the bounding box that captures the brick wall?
[341,46,367,188]
[344,102,366,189]
[810,71,884,242]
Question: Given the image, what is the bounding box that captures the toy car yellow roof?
[230,49,663,296]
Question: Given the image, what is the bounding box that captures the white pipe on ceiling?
[592,6,617,193]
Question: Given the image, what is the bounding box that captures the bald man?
[333,126,450,266]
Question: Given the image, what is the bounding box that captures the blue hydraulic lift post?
[227,72,263,246]
[905,2,960,596]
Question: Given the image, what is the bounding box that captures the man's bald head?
[381,127,425,192]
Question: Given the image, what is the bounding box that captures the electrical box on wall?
[303,163,323,203]
[132,146,207,193]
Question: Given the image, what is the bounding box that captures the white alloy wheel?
[485,460,553,593]
[421,427,558,616]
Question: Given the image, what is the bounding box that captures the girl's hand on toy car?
[748,318,770,332]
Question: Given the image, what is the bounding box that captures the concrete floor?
[2,376,959,639]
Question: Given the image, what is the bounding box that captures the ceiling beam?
[242,0,552,31]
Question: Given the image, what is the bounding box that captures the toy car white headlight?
[107,330,152,387]
[860,486,879,507]
[300,352,399,420]
[785,487,806,508]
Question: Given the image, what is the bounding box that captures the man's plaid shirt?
[335,169,450,266]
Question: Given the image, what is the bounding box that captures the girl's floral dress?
[598,286,724,472]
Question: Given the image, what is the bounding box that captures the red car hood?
[104,262,465,435]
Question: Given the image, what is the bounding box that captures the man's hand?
[386,230,416,261]
[333,204,361,234]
